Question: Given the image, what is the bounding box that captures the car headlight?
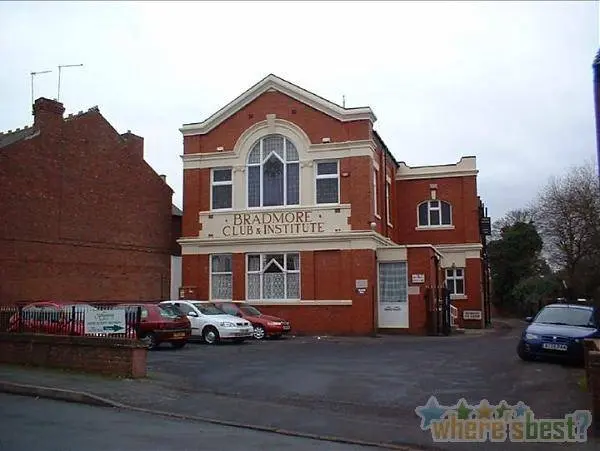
[220,322,235,327]
[574,338,582,343]
[267,321,280,326]
[525,333,539,340]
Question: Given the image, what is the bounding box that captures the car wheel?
[170,341,187,349]
[140,333,158,350]
[253,325,266,340]
[517,343,532,361]
[203,326,220,345]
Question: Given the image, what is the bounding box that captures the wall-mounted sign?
[463,310,482,320]
[479,217,492,236]
[355,279,368,295]
[199,206,351,239]
[411,274,425,284]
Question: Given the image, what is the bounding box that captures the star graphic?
[454,399,473,420]
[495,400,513,420]
[475,399,494,419]
[513,401,529,418]
[415,396,448,430]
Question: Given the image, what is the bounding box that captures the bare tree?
[533,162,600,299]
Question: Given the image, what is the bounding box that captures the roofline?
[372,129,399,168]
[180,74,376,136]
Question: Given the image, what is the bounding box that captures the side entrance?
[377,261,409,329]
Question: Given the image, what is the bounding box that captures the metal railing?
[449,304,458,328]
[0,303,140,339]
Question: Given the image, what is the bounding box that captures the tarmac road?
[0,393,375,451]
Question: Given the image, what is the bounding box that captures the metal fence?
[0,303,141,339]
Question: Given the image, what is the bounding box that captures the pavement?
[0,318,596,451]
[0,393,378,451]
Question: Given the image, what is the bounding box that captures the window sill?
[450,295,468,301]
[415,225,455,231]
[247,299,352,306]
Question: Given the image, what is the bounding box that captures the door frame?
[376,259,409,329]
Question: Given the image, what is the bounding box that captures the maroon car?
[118,303,192,350]
[213,301,291,340]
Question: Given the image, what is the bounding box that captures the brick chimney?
[121,130,144,159]
[33,97,65,130]
[594,49,600,179]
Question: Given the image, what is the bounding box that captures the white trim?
[385,178,392,226]
[246,252,301,301]
[180,74,376,136]
[417,200,453,228]
[315,160,340,205]
[179,231,394,254]
[435,243,483,252]
[396,156,478,180]
[247,299,352,306]
[415,226,456,231]
[451,294,468,301]
[209,253,233,301]
[210,167,233,211]
[373,168,379,217]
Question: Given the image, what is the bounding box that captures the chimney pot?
[33,97,65,130]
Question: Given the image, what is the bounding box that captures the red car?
[118,303,192,350]
[8,301,92,335]
[213,301,291,340]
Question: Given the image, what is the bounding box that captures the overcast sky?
[1,1,598,219]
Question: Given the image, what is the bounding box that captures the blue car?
[517,303,600,364]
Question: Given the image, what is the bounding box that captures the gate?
[425,285,453,336]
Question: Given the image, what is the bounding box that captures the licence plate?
[542,343,568,351]
[172,333,186,338]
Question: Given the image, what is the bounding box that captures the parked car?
[160,300,253,344]
[117,303,191,350]
[213,301,291,340]
[517,303,600,364]
[7,301,97,335]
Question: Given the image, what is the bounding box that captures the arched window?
[247,134,300,207]
[418,200,452,227]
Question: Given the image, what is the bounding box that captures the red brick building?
[178,75,490,335]
[0,98,176,304]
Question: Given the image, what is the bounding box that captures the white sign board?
[355,279,368,289]
[463,310,482,321]
[85,309,126,334]
[411,274,425,284]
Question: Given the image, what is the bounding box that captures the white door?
[378,261,409,328]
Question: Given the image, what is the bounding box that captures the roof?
[172,205,183,216]
[180,74,377,136]
[0,126,39,149]
[545,303,594,311]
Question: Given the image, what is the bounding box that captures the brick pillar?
[584,339,600,436]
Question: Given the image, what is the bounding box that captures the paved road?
[0,393,374,451]
[147,327,587,420]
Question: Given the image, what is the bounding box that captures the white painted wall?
[170,256,182,300]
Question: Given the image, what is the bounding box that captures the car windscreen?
[158,305,181,319]
[191,302,224,315]
[534,307,593,327]
[240,305,262,316]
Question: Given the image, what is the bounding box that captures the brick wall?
[183,90,371,155]
[395,175,480,245]
[584,339,600,436]
[0,333,147,378]
[0,99,173,304]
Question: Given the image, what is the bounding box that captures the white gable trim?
[180,74,377,137]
